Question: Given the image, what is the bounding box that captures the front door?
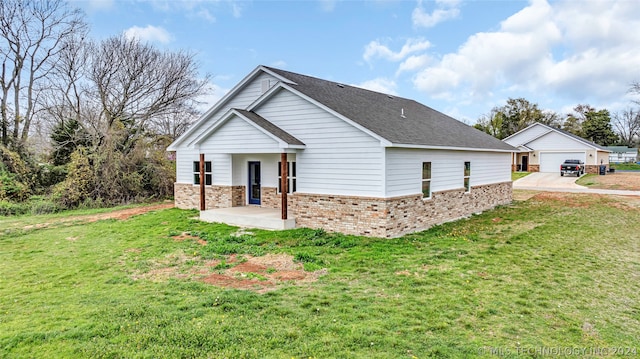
[248,161,261,205]
[521,155,529,171]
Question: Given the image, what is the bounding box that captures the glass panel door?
[248,162,261,205]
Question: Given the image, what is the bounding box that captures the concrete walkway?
[200,206,296,230]
[513,172,640,196]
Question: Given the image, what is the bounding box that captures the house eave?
[168,65,298,150]
[388,143,516,153]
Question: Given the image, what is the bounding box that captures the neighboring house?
[606,146,638,163]
[503,123,610,173]
[168,65,515,238]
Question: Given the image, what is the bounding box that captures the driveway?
[513,172,640,196]
[514,172,586,189]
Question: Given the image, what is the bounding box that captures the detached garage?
[503,123,610,174]
[539,152,586,173]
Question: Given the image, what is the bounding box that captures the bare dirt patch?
[201,253,326,293]
[134,252,326,293]
[172,232,207,245]
[531,191,640,209]
[21,202,174,231]
[580,172,640,190]
[513,189,540,201]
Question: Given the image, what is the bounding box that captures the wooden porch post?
[199,153,205,211]
[280,152,288,220]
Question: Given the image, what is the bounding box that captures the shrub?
[0,200,29,216]
[53,148,95,208]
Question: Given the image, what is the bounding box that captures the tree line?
[0,0,209,214]
[474,89,640,147]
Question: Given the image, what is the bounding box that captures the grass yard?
[511,172,530,181]
[577,172,640,191]
[1,194,640,358]
[610,163,640,171]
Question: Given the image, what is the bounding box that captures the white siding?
[504,124,549,146]
[199,115,282,153]
[385,148,511,197]
[231,153,297,187]
[179,72,280,148]
[254,89,384,197]
[539,152,585,172]
[527,131,591,151]
[175,151,231,185]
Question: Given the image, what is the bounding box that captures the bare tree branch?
[0,0,86,149]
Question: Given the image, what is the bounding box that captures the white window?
[422,162,431,199]
[463,161,471,193]
[278,161,296,194]
[193,161,212,185]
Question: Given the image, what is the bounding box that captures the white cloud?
[87,0,113,11]
[397,54,431,75]
[123,25,174,44]
[364,38,431,63]
[355,78,398,95]
[196,9,216,22]
[412,0,461,28]
[319,0,338,12]
[147,1,242,22]
[405,0,640,112]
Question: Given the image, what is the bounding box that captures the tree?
[0,0,86,150]
[475,98,560,139]
[41,34,210,207]
[612,108,640,147]
[50,117,91,166]
[582,109,618,146]
[562,104,595,137]
[89,35,209,150]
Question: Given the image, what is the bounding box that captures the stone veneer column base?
[174,183,246,209]
[528,165,539,172]
[291,181,512,238]
[585,165,606,174]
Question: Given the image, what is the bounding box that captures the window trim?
[278,161,296,194]
[463,161,471,193]
[193,161,212,186]
[421,162,432,199]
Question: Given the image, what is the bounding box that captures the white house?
[503,123,610,174]
[168,65,515,237]
[606,146,638,163]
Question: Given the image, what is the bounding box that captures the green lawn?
[511,171,530,181]
[1,195,640,358]
[610,162,640,171]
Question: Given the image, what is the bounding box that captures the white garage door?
[539,152,586,172]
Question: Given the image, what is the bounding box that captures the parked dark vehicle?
[560,159,584,177]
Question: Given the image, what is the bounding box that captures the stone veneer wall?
[176,181,512,238]
[292,194,389,237]
[585,165,606,174]
[261,187,295,209]
[528,164,539,172]
[384,182,512,238]
[292,182,512,238]
[174,183,245,209]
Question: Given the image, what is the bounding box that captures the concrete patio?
[200,206,296,230]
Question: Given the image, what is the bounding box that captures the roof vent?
[387,95,394,99]
[401,108,406,118]
[337,83,345,88]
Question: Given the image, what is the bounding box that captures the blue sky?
[75,0,640,124]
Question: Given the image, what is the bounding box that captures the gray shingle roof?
[234,108,304,146]
[264,66,515,151]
